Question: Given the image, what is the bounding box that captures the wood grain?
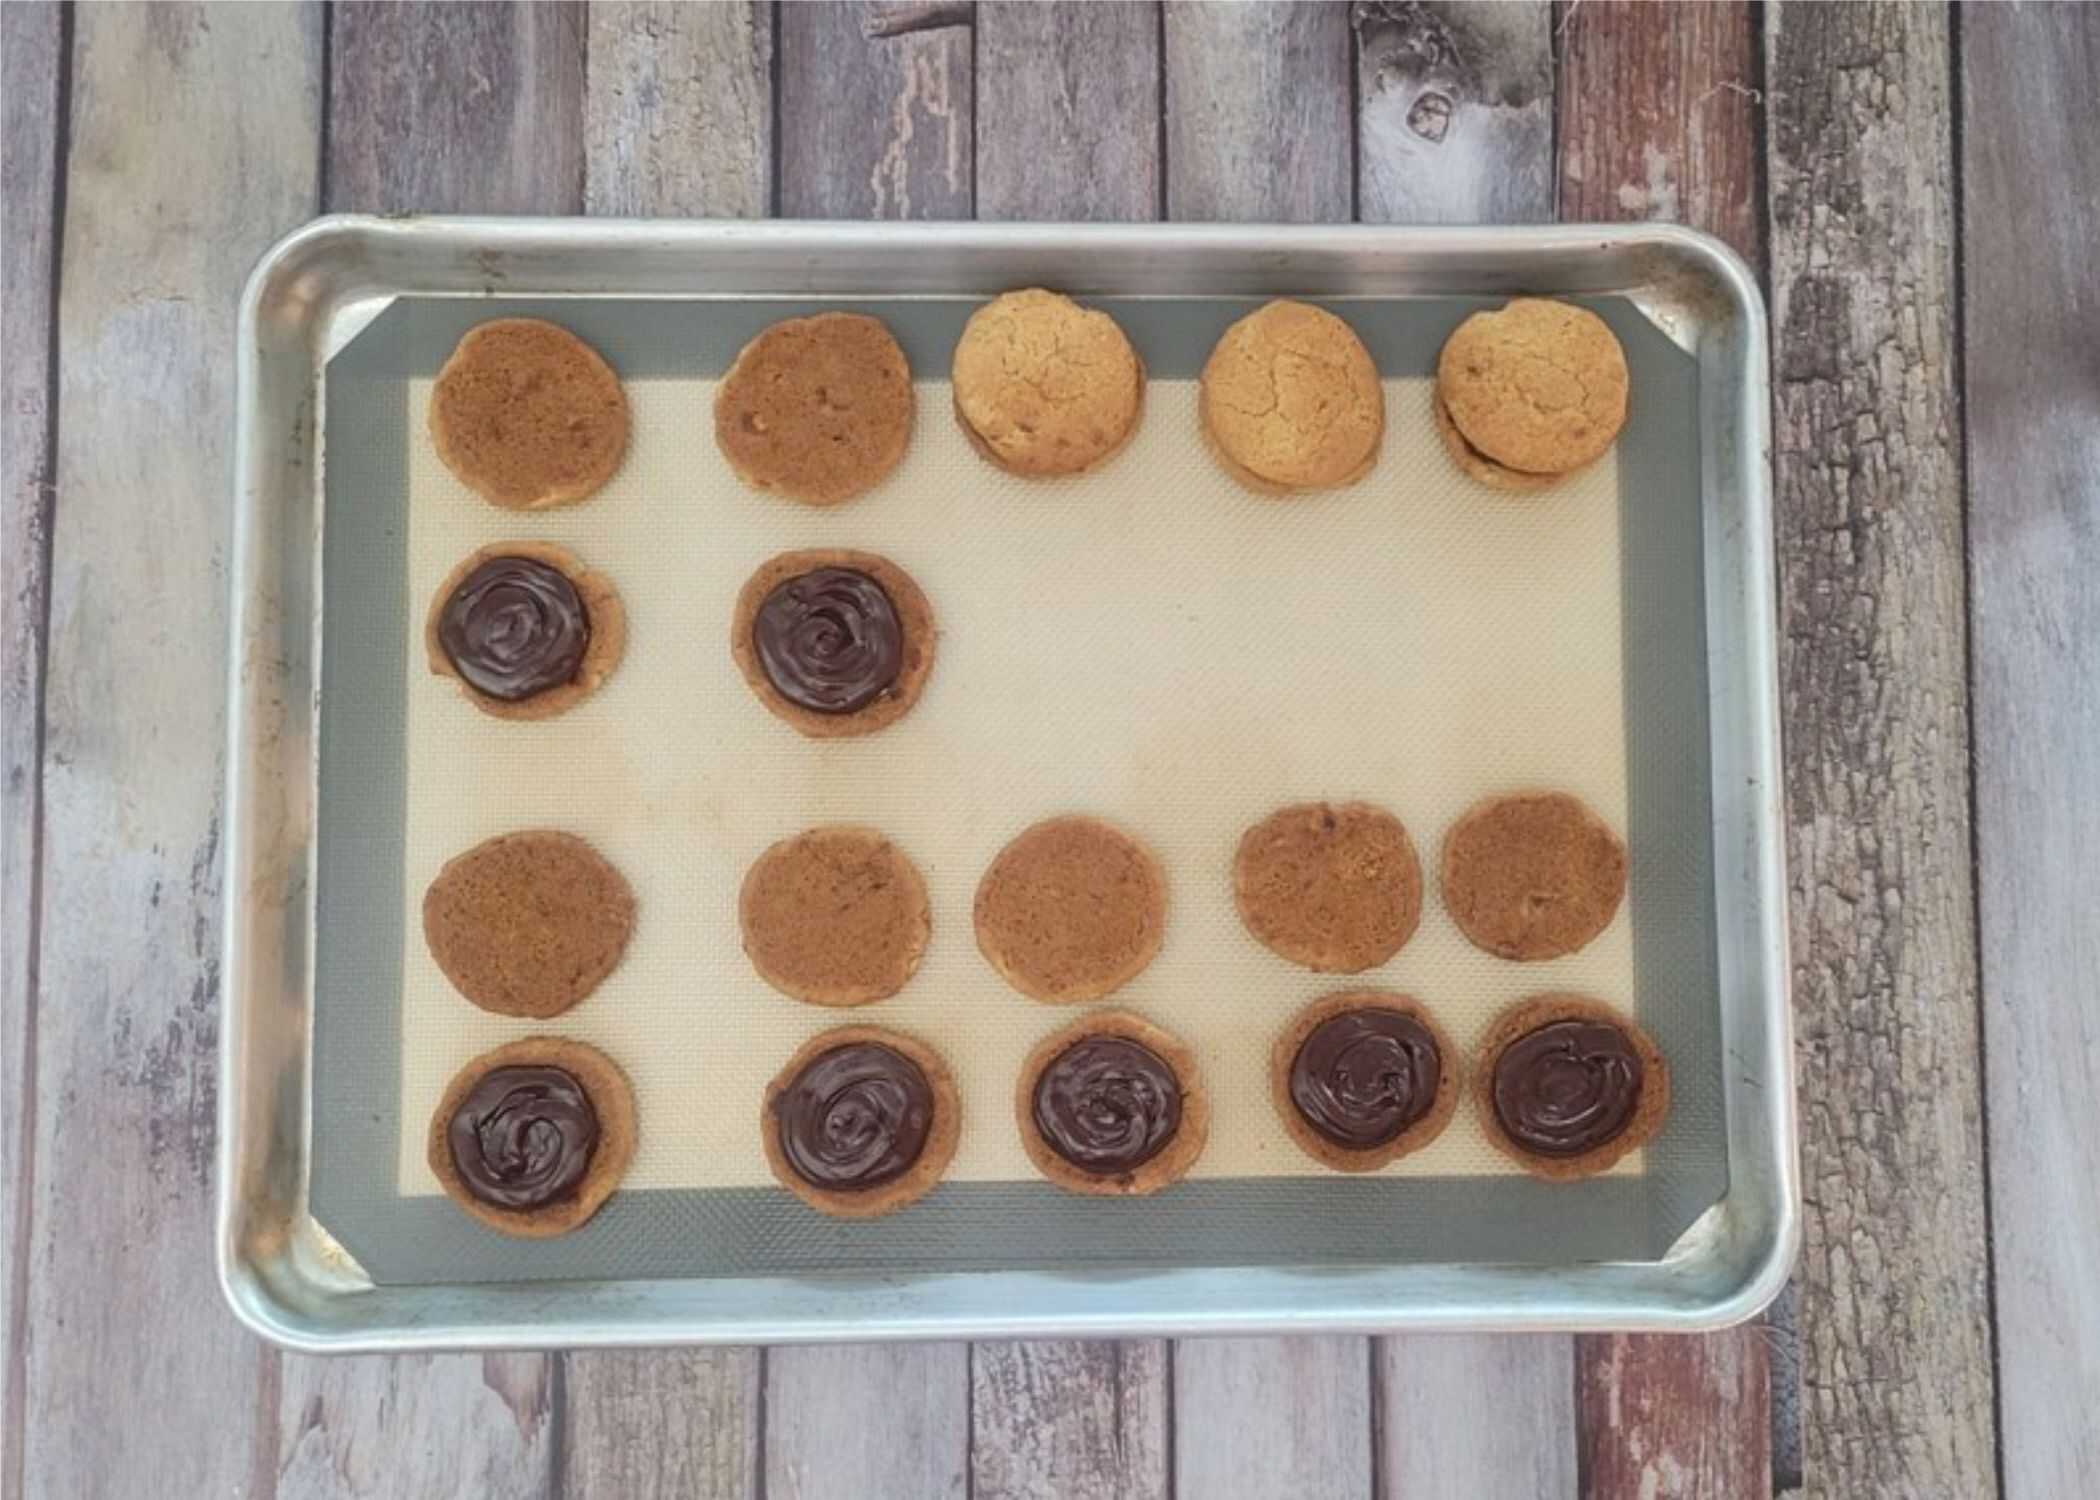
[327,1,585,214]
[779,1,973,219]
[1354,0,1553,223]
[1766,3,1996,1495]
[562,1349,761,1500]
[1963,5,2100,1495]
[767,1344,971,1499]
[1577,1332,1770,1500]
[276,1355,556,1498]
[1378,1336,1576,1497]
[1175,1337,1372,1499]
[970,1341,1169,1500]
[19,4,319,1493]
[975,1,1160,221]
[1162,0,1353,222]
[583,0,773,218]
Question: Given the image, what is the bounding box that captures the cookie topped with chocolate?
[730,548,937,738]
[1473,994,1669,1180]
[1271,991,1458,1171]
[1015,1011,1207,1196]
[761,1025,960,1218]
[426,540,626,720]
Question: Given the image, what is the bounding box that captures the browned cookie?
[713,312,914,506]
[1233,802,1423,973]
[427,1036,637,1238]
[422,831,635,1017]
[425,540,627,721]
[1435,298,1628,479]
[429,318,629,510]
[951,289,1145,477]
[1015,1010,1207,1196]
[1199,300,1384,493]
[739,826,930,1006]
[1431,387,1557,494]
[974,815,1166,1003]
[730,548,937,739]
[1270,991,1459,1172]
[1441,792,1627,961]
[761,1024,961,1218]
[1473,994,1669,1181]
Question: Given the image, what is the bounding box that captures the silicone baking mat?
[313,296,1725,1284]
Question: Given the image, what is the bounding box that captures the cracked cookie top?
[951,289,1145,477]
[1199,299,1384,493]
[1435,298,1628,476]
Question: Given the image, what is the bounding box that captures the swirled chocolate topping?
[446,1065,599,1210]
[752,567,903,714]
[1289,1009,1442,1148]
[1032,1036,1181,1174]
[1490,1019,1643,1157]
[438,555,591,700]
[774,1042,933,1191]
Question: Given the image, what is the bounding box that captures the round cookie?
[1441,792,1627,961]
[739,826,931,1007]
[974,815,1166,1003]
[425,540,627,721]
[761,1024,960,1218]
[429,318,629,510]
[1270,990,1459,1172]
[1436,298,1629,478]
[427,1036,637,1238]
[951,289,1145,477]
[1015,1010,1208,1196]
[1474,994,1669,1181]
[1199,300,1384,493]
[713,312,915,506]
[730,548,937,739]
[422,830,635,1018]
[1233,802,1423,973]
[1432,386,1557,494]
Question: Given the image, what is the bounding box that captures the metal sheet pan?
[222,217,1795,1352]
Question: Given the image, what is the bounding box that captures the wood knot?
[1407,91,1454,142]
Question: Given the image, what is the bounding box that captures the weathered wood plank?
[1766,3,1996,1496]
[767,1344,971,1499]
[1162,0,1353,221]
[583,0,772,218]
[779,1,973,219]
[326,1,585,214]
[975,1,1160,221]
[1175,1337,1372,1499]
[20,4,319,1492]
[562,1349,761,1500]
[1577,1332,1770,1500]
[1379,1336,1575,1497]
[1354,0,1553,223]
[970,1341,1169,1500]
[1964,5,2100,1495]
[277,1354,557,1499]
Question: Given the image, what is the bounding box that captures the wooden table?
[3,3,2094,1495]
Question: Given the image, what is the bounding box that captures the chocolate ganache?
[446,1065,599,1210]
[752,567,903,714]
[438,555,590,700]
[1490,1019,1644,1157]
[1032,1036,1182,1174]
[1288,1008,1442,1149]
[774,1042,933,1191]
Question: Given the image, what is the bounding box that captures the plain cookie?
[1435,298,1628,479]
[974,815,1166,1003]
[429,318,629,510]
[1473,994,1669,1181]
[1233,801,1423,973]
[1440,792,1627,961]
[951,289,1145,476]
[1199,300,1384,493]
[729,548,938,739]
[422,830,636,1018]
[761,1024,961,1219]
[740,826,931,1006]
[1015,1010,1208,1196]
[713,312,915,506]
[425,540,627,721]
[1270,991,1459,1172]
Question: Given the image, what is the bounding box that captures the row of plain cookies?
[427,292,1631,512]
[432,986,1669,1239]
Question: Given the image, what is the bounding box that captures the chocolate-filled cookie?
[427,1036,637,1238]
[1016,1011,1207,1196]
[1431,386,1558,494]
[1200,300,1384,493]
[713,312,915,506]
[1233,801,1423,973]
[1474,995,1669,1180]
[730,548,937,738]
[952,289,1145,477]
[422,830,635,1017]
[974,815,1166,1003]
[760,1025,961,1218]
[1435,298,1628,485]
[425,540,627,721]
[1441,791,1627,961]
[429,318,629,510]
[1270,991,1458,1171]
[740,826,930,1006]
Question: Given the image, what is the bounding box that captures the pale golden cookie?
[761,1025,961,1219]
[1199,300,1384,493]
[1440,792,1627,961]
[1436,298,1628,477]
[429,319,629,510]
[422,831,636,1018]
[951,289,1145,477]
[713,312,915,506]
[1233,802,1423,973]
[1473,994,1669,1181]
[1432,388,1558,494]
[739,826,931,1007]
[974,815,1166,1003]
[424,540,627,722]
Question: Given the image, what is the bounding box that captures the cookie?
[1233,802,1423,973]
[1473,994,1669,1180]
[422,830,635,1018]
[739,826,930,1007]
[974,815,1166,1003]
[730,548,937,739]
[761,1024,961,1218]
[1015,1010,1207,1196]
[427,1036,637,1238]
[1440,792,1627,961]
[1270,990,1459,1172]
[951,289,1145,477]
[713,312,914,506]
[429,318,629,510]
[425,540,627,721]
[1199,300,1384,493]
[1435,298,1628,479]
[1432,387,1557,494]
